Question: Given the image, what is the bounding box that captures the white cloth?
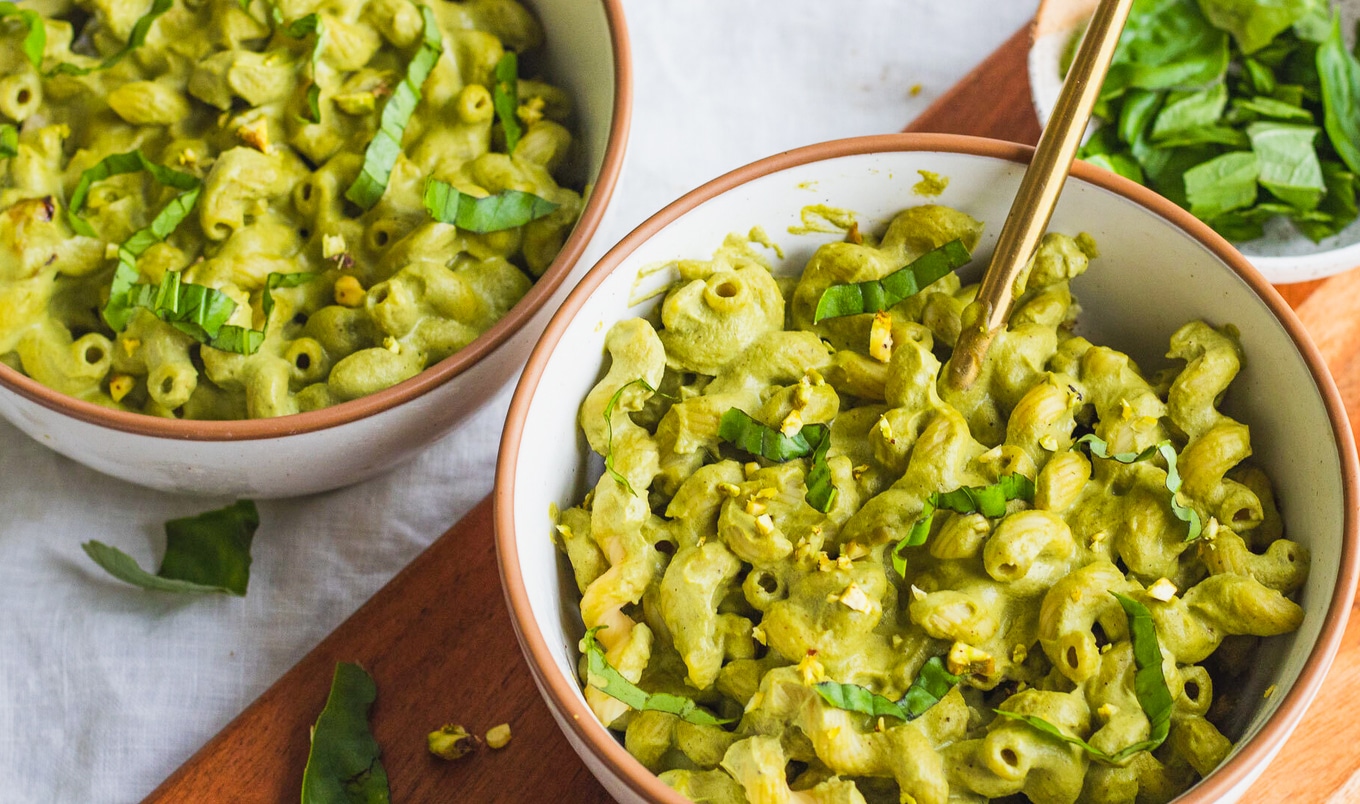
[0,1,1036,800]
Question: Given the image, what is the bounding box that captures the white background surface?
[0,1,1036,800]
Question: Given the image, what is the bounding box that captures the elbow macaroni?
[0,0,580,418]
[555,205,1308,803]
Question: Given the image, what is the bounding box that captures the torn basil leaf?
[1075,435,1202,542]
[1248,122,1326,210]
[803,426,837,513]
[718,408,827,462]
[891,473,1034,577]
[995,592,1171,764]
[301,662,391,804]
[581,627,731,726]
[813,239,971,322]
[0,124,16,158]
[48,0,173,76]
[0,2,45,69]
[815,656,961,722]
[284,13,325,124]
[344,3,443,210]
[82,500,259,595]
[603,378,666,497]
[493,50,523,154]
[422,179,558,233]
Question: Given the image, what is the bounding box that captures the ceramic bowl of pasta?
[0,0,630,496]
[1028,0,1360,284]
[495,134,1360,804]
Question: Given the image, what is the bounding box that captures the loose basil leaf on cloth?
[1247,121,1326,210]
[493,50,523,154]
[345,3,444,210]
[1075,434,1202,541]
[301,662,391,804]
[995,592,1172,764]
[581,627,732,726]
[891,473,1035,577]
[816,656,961,722]
[284,13,325,124]
[0,2,45,69]
[1318,14,1360,174]
[81,500,259,595]
[48,0,173,76]
[602,378,667,497]
[422,179,558,233]
[0,124,16,158]
[812,239,971,322]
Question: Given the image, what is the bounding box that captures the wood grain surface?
[147,23,1360,804]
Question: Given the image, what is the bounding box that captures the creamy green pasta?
[556,205,1308,804]
[0,0,580,418]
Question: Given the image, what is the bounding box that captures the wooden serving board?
[146,25,1360,804]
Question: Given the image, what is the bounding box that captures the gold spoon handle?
[946,0,1135,390]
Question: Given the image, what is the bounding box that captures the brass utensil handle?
[946,0,1134,390]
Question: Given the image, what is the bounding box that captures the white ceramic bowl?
[0,0,632,498]
[1028,0,1360,284]
[497,135,1360,803]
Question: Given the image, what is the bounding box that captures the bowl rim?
[495,133,1360,804]
[0,0,634,442]
[1026,0,1360,284]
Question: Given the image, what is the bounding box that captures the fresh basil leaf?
[493,50,523,154]
[301,662,391,804]
[891,473,1034,577]
[1317,14,1360,174]
[422,179,558,232]
[1244,57,1277,94]
[581,627,731,726]
[0,123,16,158]
[344,3,443,210]
[1152,124,1250,148]
[1105,0,1229,95]
[67,150,200,238]
[1150,84,1228,140]
[803,425,838,514]
[1292,0,1334,42]
[1248,121,1326,210]
[1296,160,1358,240]
[284,13,324,124]
[815,656,961,722]
[1184,150,1260,218]
[81,500,259,595]
[603,378,670,497]
[1075,435,1202,541]
[812,239,971,322]
[1232,95,1313,122]
[718,408,826,463]
[49,0,173,76]
[1196,0,1312,54]
[0,2,45,69]
[995,592,1172,764]
[1085,152,1147,183]
[1116,88,1166,145]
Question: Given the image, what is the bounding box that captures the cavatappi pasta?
[555,205,1309,804]
[0,0,581,418]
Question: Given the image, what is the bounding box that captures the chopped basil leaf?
[0,2,45,69]
[67,150,201,239]
[581,627,731,726]
[815,656,961,722]
[995,592,1172,764]
[1318,14,1360,174]
[493,50,523,154]
[284,13,325,124]
[301,662,391,804]
[892,473,1034,577]
[1184,151,1260,219]
[1075,435,1202,541]
[344,3,443,210]
[422,179,558,233]
[603,378,668,497]
[803,426,837,513]
[718,408,827,462]
[48,0,173,76]
[81,500,259,595]
[1247,122,1325,210]
[813,239,971,322]
[0,124,16,158]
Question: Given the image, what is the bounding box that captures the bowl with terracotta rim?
[0,0,633,498]
[496,133,1360,803]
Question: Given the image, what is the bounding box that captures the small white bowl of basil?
[1029,0,1360,284]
